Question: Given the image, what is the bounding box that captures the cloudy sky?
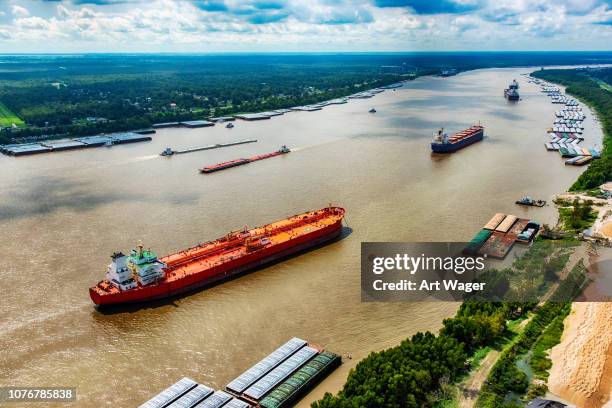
[0,0,611,53]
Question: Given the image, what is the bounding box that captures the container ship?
[504,79,520,100]
[89,206,345,306]
[200,145,290,173]
[430,125,484,153]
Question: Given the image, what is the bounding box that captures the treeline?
[312,303,531,408]
[0,57,407,141]
[532,68,612,191]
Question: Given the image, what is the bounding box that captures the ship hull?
[90,219,342,306]
[431,131,483,153]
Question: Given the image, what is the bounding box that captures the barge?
[89,206,345,306]
[200,146,290,173]
[0,132,152,157]
[465,213,540,259]
[160,139,257,156]
[430,125,484,153]
[139,338,341,408]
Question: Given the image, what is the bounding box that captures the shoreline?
[299,66,610,408]
[6,63,611,147]
[533,68,612,408]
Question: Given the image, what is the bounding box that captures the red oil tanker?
[89,206,345,306]
[200,145,290,173]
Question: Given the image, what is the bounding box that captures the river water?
[0,67,602,407]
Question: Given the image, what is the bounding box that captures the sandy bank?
[548,302,612,408]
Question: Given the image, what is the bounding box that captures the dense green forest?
[532,67,612,191]
[2,52,612,144]
[311,302,533,408]
[312,237,587,408]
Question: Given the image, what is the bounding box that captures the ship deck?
[91,207,344,297]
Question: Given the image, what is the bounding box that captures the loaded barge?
[0,132,153,157]
[139,337,342,408]
[89,206,345,306]
[200,146,290,173]
[465,213,540,259]
[431,125,484,153]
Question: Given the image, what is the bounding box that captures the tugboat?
[226,122,234,128]
[515,197,546,207]
[160,147,174,156]
[504,80,520,101]
[369,108,376,113]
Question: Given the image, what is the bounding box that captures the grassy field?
[592,77,612,92]
[0,101,25,127]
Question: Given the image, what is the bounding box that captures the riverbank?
[548,302,612,408]
[532,68,612,408]
[303,67,610,408]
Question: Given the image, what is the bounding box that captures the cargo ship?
[504,79,520,100]
[430,125,484,153]
[200,145,290,173]
[89,206,345,306]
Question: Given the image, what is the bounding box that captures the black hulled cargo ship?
[504,79,520,100]
[430,125,484,153]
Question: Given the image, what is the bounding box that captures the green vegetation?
[532,68,612,191]
[312,238,586,408]
[475,302,571,408]
[2,53,611,143]
[0,101,25,128]
[555,198,598,233]
[312,303,530,408]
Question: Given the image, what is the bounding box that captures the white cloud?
[0,0,609,51]
[11,5,30,17]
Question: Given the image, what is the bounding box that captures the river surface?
[0,67,603,407]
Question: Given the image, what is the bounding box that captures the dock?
[138,338,341,408]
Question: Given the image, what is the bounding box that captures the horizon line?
[1,50,612,56]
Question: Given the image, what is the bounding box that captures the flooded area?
[0,67,602,407]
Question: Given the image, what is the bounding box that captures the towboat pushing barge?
[89,206,345,306]
[431,125,484,153]
[200,145,290,173]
